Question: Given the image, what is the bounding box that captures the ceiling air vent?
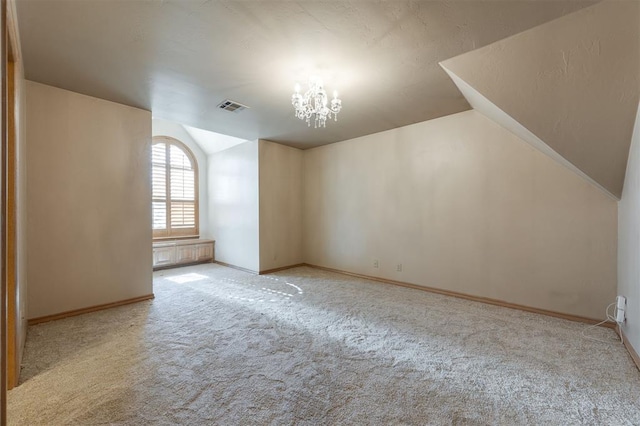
[217,99,249,113]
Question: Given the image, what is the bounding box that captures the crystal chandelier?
[291,77,342,128]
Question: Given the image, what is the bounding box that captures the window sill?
[153,238,213,248]
[153,235,200,242]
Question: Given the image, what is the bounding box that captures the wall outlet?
[396,263,402,272]
[616,295,626,323]
[373,259,379,269]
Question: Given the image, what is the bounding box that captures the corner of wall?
[618,101,640,367]
[257,140,304,272]
[207,140,260,272]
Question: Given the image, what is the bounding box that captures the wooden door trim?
[5,0,21,394]
[5,57,13,391]
[1,0,8,420]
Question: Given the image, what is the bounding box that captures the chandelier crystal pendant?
[291,77,342,128]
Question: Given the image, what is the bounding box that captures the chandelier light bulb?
[291,77,342,128]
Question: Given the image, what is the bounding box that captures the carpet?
[8,264,640,425]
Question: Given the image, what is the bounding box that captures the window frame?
[152,135,199,240]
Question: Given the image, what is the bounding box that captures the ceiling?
[16,0,596,149]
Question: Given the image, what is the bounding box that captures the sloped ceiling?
[182,124,247,156]
[15,0,596,149]
[441,1,640,199]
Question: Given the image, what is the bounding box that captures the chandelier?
[291,77,342,128]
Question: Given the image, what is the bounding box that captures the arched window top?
[169,143,193,169]
[152,136,199,239]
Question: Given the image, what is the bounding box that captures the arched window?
[152,136,199,239]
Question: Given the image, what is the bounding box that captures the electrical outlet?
[396,263,402,272]
[616,296,626,323]
[373,259,379,268]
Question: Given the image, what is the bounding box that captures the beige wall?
[152,119,210,238]
[208,141,260,272]
[259,140,303,272]
[26,81,152,319]
[618,102,640,355]
[303,110,617,319]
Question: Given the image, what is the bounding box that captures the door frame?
[2,0,21,421]
[0,0,8,421]
[5,15,17,391]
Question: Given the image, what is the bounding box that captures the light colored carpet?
[8,264,640,425]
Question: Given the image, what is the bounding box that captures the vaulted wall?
[441,0,640,199]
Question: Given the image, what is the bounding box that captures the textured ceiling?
[441,1,640,198]
[16,0,596,149]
